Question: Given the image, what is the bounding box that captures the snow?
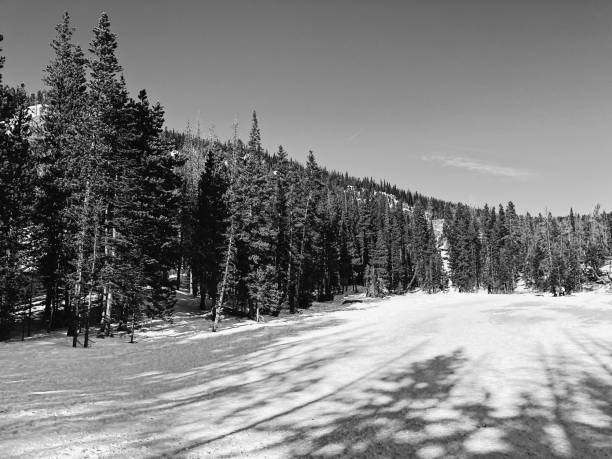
[2,291,612,457]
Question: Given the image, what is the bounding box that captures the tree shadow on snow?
[4,315,612,458]
[161,344,612,458]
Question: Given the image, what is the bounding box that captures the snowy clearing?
[2,292,612,458]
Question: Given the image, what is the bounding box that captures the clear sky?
[2,0,611,215]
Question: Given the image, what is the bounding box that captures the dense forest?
[1,13,611,342]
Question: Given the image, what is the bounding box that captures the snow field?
[2,291,612,457]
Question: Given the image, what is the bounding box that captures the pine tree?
[504,201,521,290]
[194,144,228,313]
[338,217,352,292]
[212,122,241,331]
[247,111,262,155]
[296,151,325,308]
[273,146,291,310]
[88,12,131,332]
[242,118,279,318]
[447,204,480,292]
[320,194,341,301]
[177,123,208,297]
[36,12,89,336]
[366,227,390,297]
[0,34,4,84]
[0,36,34,340]
[411,200,430,290]
[126,90,183,321]
[284,159,304,312]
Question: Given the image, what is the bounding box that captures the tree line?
[444,203,611,294]
[1,13,182,342]
[176,118,447,330]
[1,12,611,342]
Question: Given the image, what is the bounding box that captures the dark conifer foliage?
[35,12,89,333]
[194,144,228,313]
[0,35,35,339]
[125,90,183,319]
[445,204,480,292]
[0,13,185,342]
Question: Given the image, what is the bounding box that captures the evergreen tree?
[411,200,430,289]
[247,110,262,155]
[446,204,480,292]
[36,12,89,334]
[338,216,352,292]
[88,12,131,331]
[366,227,390,297]
[273,146,291,309]
[194,144,228,314]
[0,37,34,340]
[126,90,183,320]
[296,151,325,307]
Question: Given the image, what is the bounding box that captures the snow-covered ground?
[2,291,612,458]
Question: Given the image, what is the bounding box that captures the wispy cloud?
[346,129,362,142]
[421,154,535,179]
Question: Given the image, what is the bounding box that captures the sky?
[2,0,612,215]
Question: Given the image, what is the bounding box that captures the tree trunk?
[101,206,111,329]
[47,282,58,333]
[406,269,418,291]
[213,227,234,332]
[190,266,198,297]
[286,194,295,313]
[130,312,135,344]
[21,302,26,341]
[287,255,294,313]
[84,214,99,348]
[42,286,52,327]
[199,271,207,310]
[27,280,32,338]
[295,192,312,310]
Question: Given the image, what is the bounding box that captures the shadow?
[157,345,612,458]
[275,350,471,458]
[0,312,357,457]
[4,304,612,458]
[162,340,431,457]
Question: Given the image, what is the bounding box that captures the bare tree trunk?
[106,225,116,327]
[287,254,293,313]
[285,185,295,313]
[21,301,25,341]
[130,312,135,344]
[84,214,99,348]
[47,282,58,333]
[545,209,555,294]
[101,206,114,334]
[190,266,198,297]
[213,228,234,332]
[27,278,32,338]
[406,267,418,291]
[176,228,183,291]
[42,286,52,328]
[199,271,207,310]
[295,193,312,310]
[212,120,240,332]
[101,206,109,328]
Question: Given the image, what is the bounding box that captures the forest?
[1,12,611,343]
